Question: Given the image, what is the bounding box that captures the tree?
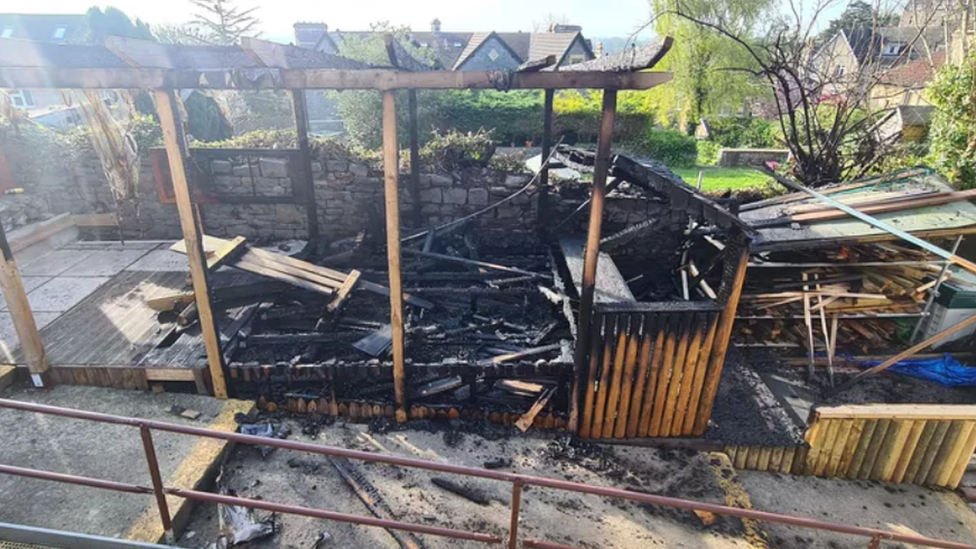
[927,52,976,187]
[328,23,438,148]
[661,0,939,185]
[650,0,772,129]
[82,6,154,43]
[188,0,259,45]
[818,1,898,43]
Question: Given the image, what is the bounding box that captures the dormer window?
[883,42,904,55]
[52,25,66,40]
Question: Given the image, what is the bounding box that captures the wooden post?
[0,216,49,386]
[569,90,617,432]
[382,90,408,423]
[154,89,228,399]
[292,90,320,247]
[538,89,554,232]
[407,89,422,228]
[693,243,749,435]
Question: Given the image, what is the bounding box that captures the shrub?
[639,127,697,168]
[705,117,778,148]
[420,129,496,171]
[927,57,976,187]
[696,140,722,166]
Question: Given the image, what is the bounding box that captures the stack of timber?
[736,242,947,354]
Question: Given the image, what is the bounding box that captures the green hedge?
[639,128,698,168]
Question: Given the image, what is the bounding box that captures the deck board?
[18,271,186,366]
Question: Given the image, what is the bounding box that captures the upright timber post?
[693,242,749,435]
[292,90,320,248]
[538,89,554,232]
[407,90,422,227]
[382,90,408,423]
[569,90,617,432]
[0,215,49,387]
[154,90,229,399]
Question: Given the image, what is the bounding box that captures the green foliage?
[82,6,154,43]
[195,128,298,149]
[419,129,496,171]
[128,114,163,153]
[927,57,976,188]
[696,140,721,166]
[0,117,64,182]
[650,0,772,126]
[672,166,774,192]
[183,92,233,142]
[488,152,530,174]
[705,117,778,148]
[639,127,698,168]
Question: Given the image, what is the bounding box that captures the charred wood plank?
[330,456,426,549]
[430,477,491,506]
[557,37,673,72]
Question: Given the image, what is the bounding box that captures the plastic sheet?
[858,353,976,386]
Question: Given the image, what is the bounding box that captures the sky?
[19,0,661,42]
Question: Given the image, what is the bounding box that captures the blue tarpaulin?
[857,353,976,386]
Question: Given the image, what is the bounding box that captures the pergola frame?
[0,35,676,427]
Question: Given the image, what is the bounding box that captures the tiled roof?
[881,50,946,87]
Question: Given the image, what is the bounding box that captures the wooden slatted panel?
[726,411,976,488]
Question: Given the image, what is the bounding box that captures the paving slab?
[0,311,59,363]
[0,276,53,312]
[737,470,976,548]
[0,385,252,541]
[181,419,752,549]
[66,249,154,277]
[26,276,110,313]
[19,249,95,277]
[124,250,189,273]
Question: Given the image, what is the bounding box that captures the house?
[292,20,596,136]
[812,26,945,96]
[877,104,934,142]
[0,13,87,124]
[293,20,595,71]
[0,13,85,43]
[870,50,946,109]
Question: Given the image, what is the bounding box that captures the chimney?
[431,18,441,33]
[594,41,604,58]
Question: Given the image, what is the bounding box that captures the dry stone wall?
[3,145,672,245]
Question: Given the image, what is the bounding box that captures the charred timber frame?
[0,37,679,413]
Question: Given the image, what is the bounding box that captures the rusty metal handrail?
[0,398,973,549]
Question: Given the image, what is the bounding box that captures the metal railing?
[0,398,973,549]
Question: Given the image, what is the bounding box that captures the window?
[52,26,66,40]
[419,41,428,47]
[0,27,13,38]
[883,42,904,55]
[834,64,846,77]
[9,90,34,109]
[453,41,463,47]
[568,54,586,64]
[488,48,499,61]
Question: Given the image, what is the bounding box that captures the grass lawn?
[672,166,772,192]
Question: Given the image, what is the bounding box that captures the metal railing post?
[139,425,174,544]
[508,479,523,549]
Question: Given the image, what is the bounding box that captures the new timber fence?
[0,398,974,549]
[726,404,976,489]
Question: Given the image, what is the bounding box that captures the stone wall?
[4,143,674,246]
[717,148,790,168]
